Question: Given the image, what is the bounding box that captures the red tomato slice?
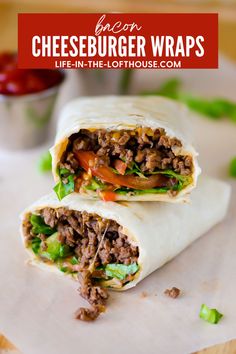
[100,191,117,202]
[74,151,174,190]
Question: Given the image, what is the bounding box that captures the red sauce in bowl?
[0,52,64,96]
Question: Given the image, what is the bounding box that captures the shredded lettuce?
[40,232,71,261]
[199,304,223,324]
[111,159,190,192]
[30,214,56,235]
[31,237,41,254]
[57,256,79,274]
[84,177,106,191]
[114,158,147,179]
[70,256,79,265]
[105,263,139,280]
[54,157,190,198]
[149,169,191,191]
[116,187,169,195]
[124,161,147,179]
[57,262,74,274]
[30,217,71,260]
[141,78,236,123]
[115,170,191,195]
[59,265,68,273]
[53,168,75,201]
[149,169,184,179]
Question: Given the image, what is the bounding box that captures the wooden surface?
[0,334,17,352]
[195,340,236,354]
[0,333,235,353]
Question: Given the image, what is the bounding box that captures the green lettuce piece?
[141,78,236,122]
[229,157,236,178]
[142,78,180,99]
[84,177,106,191]
[149,169,184,178]
[58,266,77,275]
[40,232,71,261]
[70,256,79,265]
[59,265,68,273]
[183,96,232,120]
[59,168,72,176]
[105,263,139,280]
[199,304,223,324]
[125,161,147,179]
[181,96,236,122]
[126,170,147,178]
[57,257,78,274]
[31,237,41,254]
[59,245,72,258]
[133,187,169,195]
[38,151,52,173]
[116,187,169,195]
[149,169,191,191]
[54,173,75,201]
[30,214,56,236]
[110,159,147,178]
[110,157,147,179]
[118,158,147,179]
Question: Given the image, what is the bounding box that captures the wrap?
[50,96,201,202]
[20,176,230,291]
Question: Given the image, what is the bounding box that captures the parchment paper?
[0,57,235,354]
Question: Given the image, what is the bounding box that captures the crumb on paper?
[140,291,148,298]
[25,259,33,266]
[75,306,100,322]
[164,287,181,299]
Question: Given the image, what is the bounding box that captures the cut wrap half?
[50,96,201,202]
[20,176,230,320]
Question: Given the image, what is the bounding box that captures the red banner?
[18,13,218,69]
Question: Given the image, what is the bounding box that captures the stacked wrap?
[21,176,230,290]
[20,96,230,314]
[50,96,201,202]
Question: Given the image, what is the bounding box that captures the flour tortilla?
[50,96,201,202]
[20,176,230,291]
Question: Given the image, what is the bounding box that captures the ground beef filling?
[59,128,193,179]
[23,207,139,321]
